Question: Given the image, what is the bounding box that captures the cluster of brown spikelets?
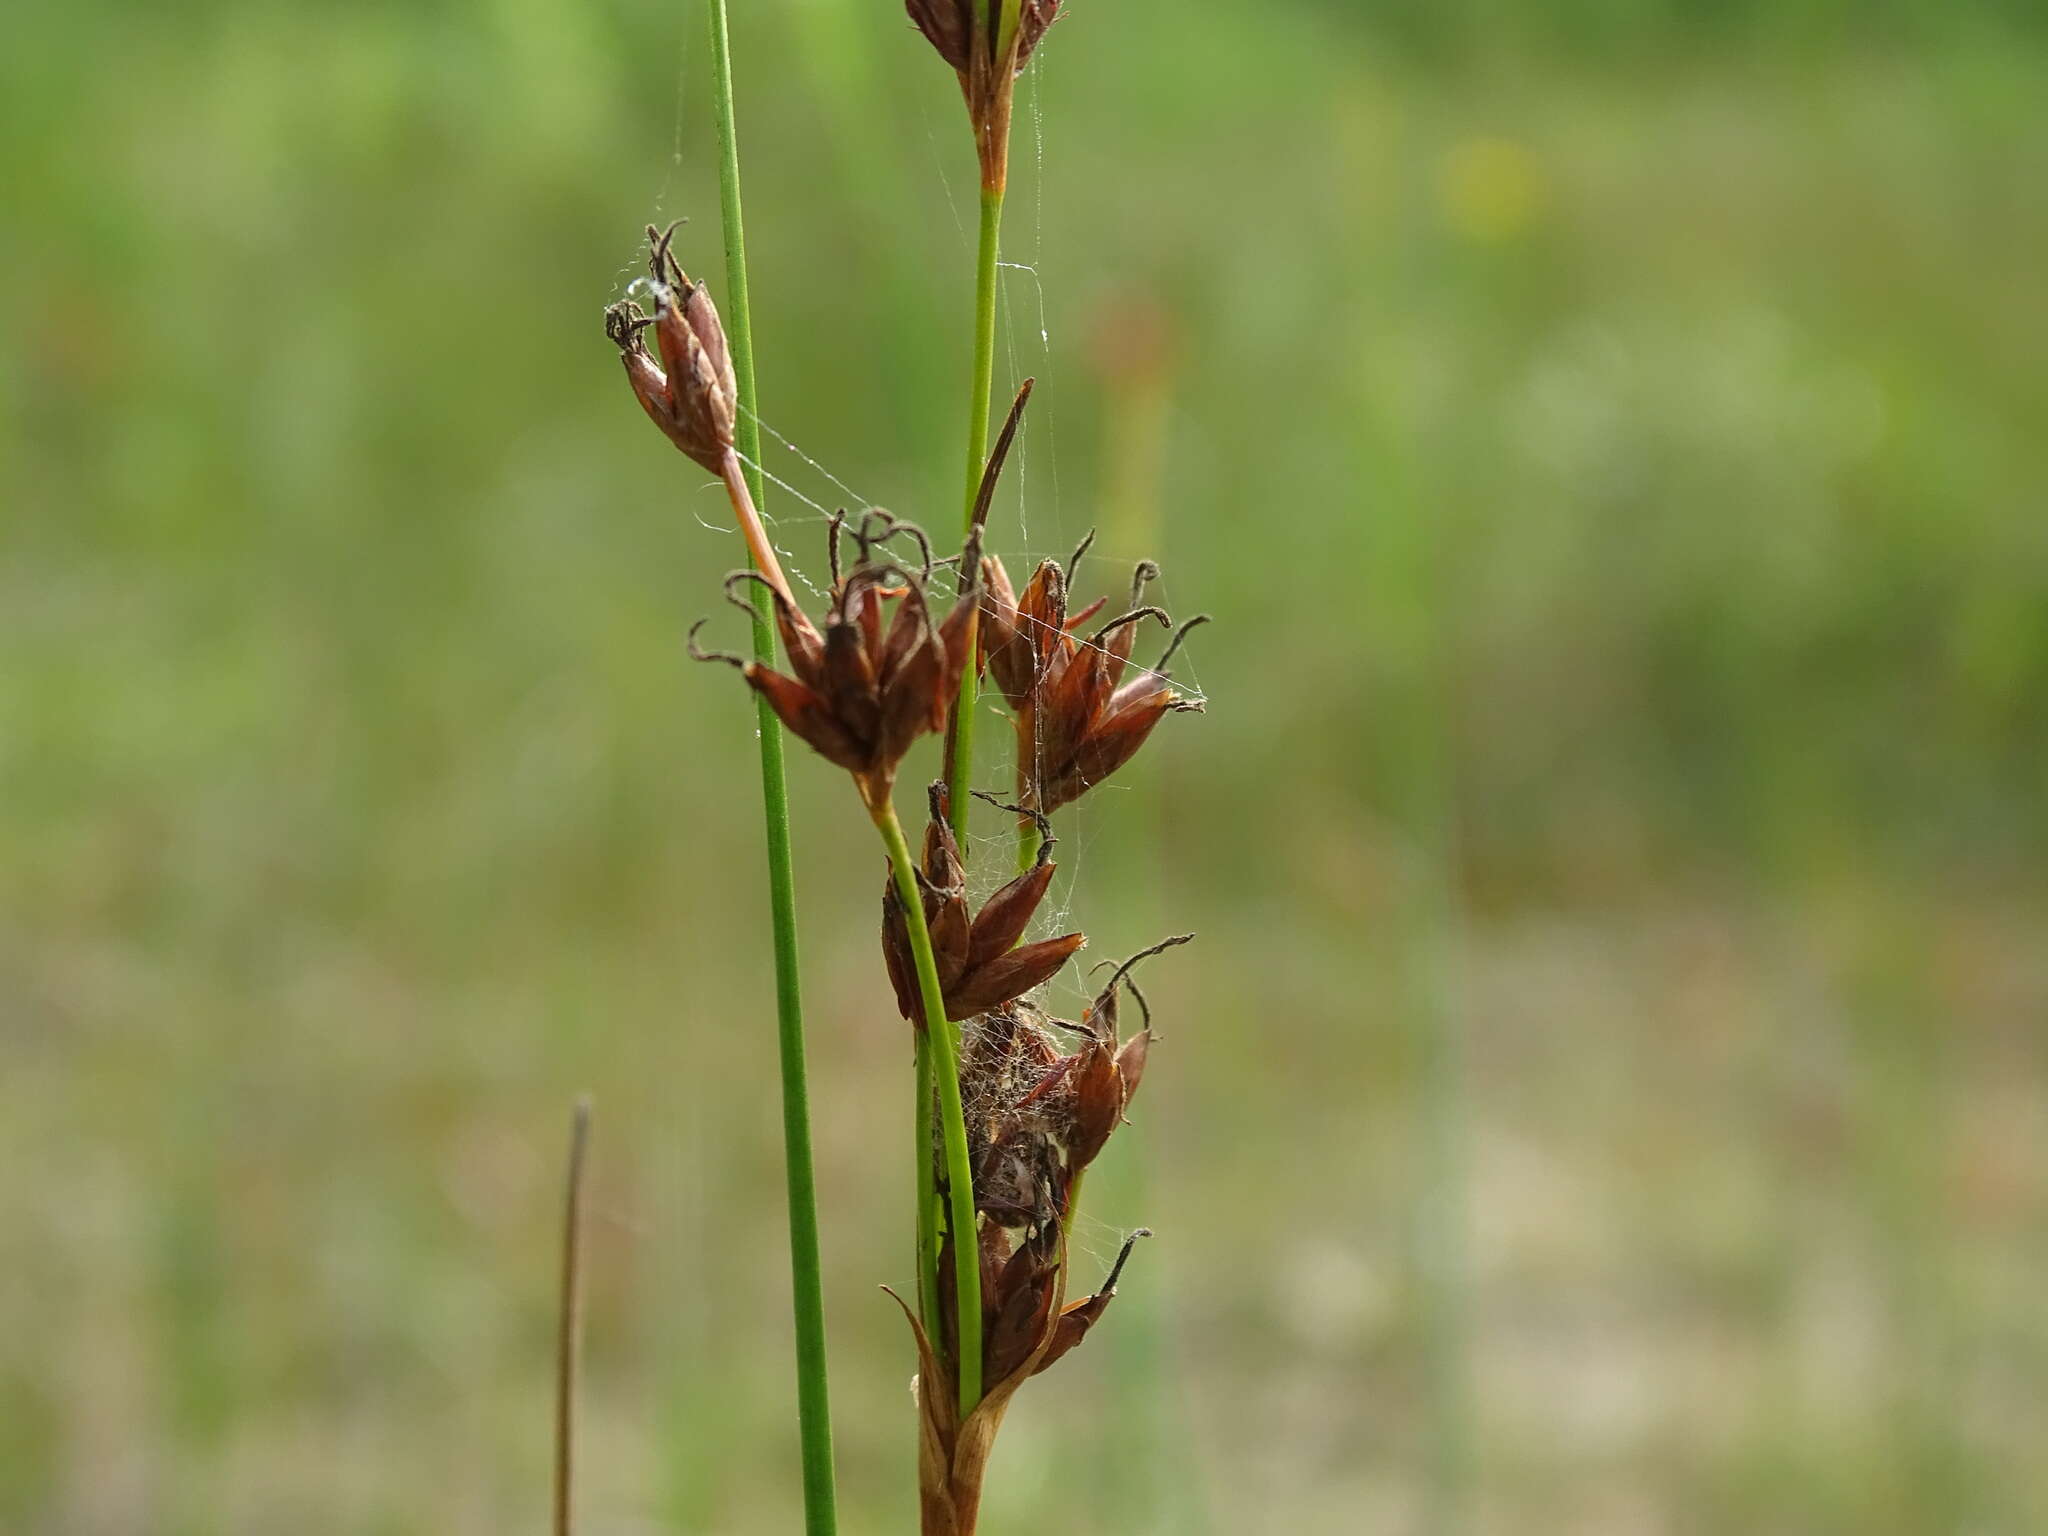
[600,6,1206,1531]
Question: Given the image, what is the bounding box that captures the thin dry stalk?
[554,1097,592,1536]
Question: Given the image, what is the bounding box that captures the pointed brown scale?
[904,0,971,72]
[1063,594,1107,631]
[945,933,1085,1021]
[821,615,883,737]
[985,1239,1060,1386]
[876,635,944,772]
[1031,1301,1099,1378]
[679,280,735,409]
[881,890,920,1024]
[965,858,1057,968]
[978,555,1038,710]
[1114,1028,1153,1112]
[773,598,826,689]
[880,860,971,1020]
[741,666,867,772]
[892,575,941,664]
[1040,682,1195,812]
[880,583,929,681]
[1024,646,1087,785]
[1075,607,1165,730]
[1062,1040,1125,1172]
[647,280,696,388]
[846,568,887,657]
[1015,559,1067,671]
[929,892,973,993]
[644,272,735,474]
[922,805,966,894]
[617,345,675,436]
[1032,1229,1149,1377]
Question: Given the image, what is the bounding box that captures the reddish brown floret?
[604,222,737,476]
[903,932,1189,1533]
[691,511,977,808]
[980,538,1207,813]
[882,788,1084,1025]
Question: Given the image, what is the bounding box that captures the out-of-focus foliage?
[4,1,2044,1532]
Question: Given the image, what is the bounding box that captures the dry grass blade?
[554,1097,593,1536]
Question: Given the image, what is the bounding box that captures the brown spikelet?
[882,787,1083,1023]
[604,222,739,475]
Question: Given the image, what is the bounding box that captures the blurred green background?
[6,0,2046,1530]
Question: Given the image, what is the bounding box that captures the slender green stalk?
[944,186,1007,844]
[873,799,984,1412]
[705,6,839,1531]
[994,0,1024,57]
[914,1038,942,1344]
[960,188,1006,521]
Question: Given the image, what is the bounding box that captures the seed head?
[691,510,977,810]
[604,222,738,475]
[902,931,1189,1498]
[881,786,1084,1025]
[981,538,1208,812]
[906,0,1061,190]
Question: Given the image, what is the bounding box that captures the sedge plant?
[599,4,1207,1529]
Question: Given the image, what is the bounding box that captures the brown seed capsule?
[1054,933,1190,1172]
[691,512,977,809]
[902,931,1183,1533]
[604,222,737,476]
[882,787,1084,1025]
[982,537,1208,814]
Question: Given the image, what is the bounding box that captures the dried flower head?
[980,536,1209,813]
[898,932,1190,1534]
[906,0,1060,190]
[882,787,1085,1025]
[604,222,738,475]
[692,510,978,810]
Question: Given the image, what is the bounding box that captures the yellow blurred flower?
[1438,135,1547,243]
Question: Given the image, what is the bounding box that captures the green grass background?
[5,0,2045,1530]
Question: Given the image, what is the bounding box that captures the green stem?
[914,1035,942,1346]
[706,6,839,1531]
[993,0,1025,62]
[945,184,1007,844]
[873,798,984,1412]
